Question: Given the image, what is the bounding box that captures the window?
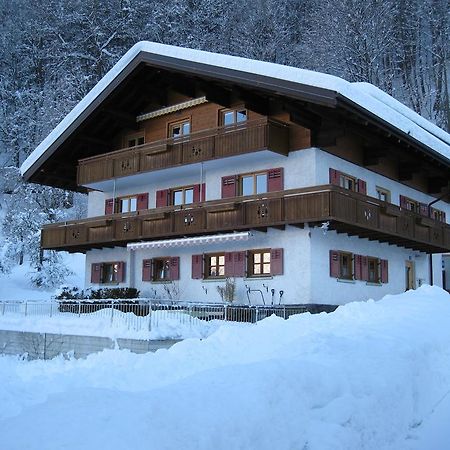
[405,198,419,213]
[376,187,391,203]
[249,249,271,276]
[152,258,171,281]
[431,207,446,223]
[206,253,226,278]
[118,195,138,213]
[220,108,247,126]
[169,119,190,138]
[126,134,145,147]
[339,252,353,280]
[91,262,124,284]
[240,171,268,196]
[367,257,380,283]
[339,173,357,191]
[172,186,195,206]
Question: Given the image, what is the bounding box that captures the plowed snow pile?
[1,286,450,450]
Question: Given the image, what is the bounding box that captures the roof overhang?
[21,41,450,190]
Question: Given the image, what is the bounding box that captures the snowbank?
[0,286,450,449]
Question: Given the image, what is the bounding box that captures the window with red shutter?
[142,259,152,281]
[267,168,284,192]
[354,254,363,280]
[156,189,169,207]
[222,175,237,198]
[329,250,340,278]
[270,248,283,276]
[224,252,234,277]
[329,168,341,186]
[116,262,125,282]
[91,263,102,283]
[380,259,388,283]
[192,254,204,279]
[137,193,149,211]
[361,256,369,281]
[357,179,367,195]
[233,251,247,277]
[169,257,180,280]
[419,203,429,217]
[193,184,206,203]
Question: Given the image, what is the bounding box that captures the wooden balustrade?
[77,119,289,185]
[41,185,450,254]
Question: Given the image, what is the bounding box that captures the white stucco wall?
[83,146,449,301]
[86,226,312,305]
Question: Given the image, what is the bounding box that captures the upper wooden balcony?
[77,118,290,186]
[41,185,450,254]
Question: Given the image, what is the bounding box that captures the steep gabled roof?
[21,41,450,186]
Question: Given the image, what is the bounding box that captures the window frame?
[238,170,268,196]
[205,252,226,279]
[152,257,172,282]
[248,249,271,277]
[431,207,446,222]
[219,107,248,127]
[376,186,391,203]
[367,257,380,283]
[101,262,121,284]
[339,173,357,192]
[116,195,138,213]
[339,252,354,280]
[404,197,419,213]
[171,185,195,206]
[125,133,145,148]
[168,118,191,139]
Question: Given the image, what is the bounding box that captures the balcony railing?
[77,118,290,185]
[41,185,450,254]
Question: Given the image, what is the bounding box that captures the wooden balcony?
[41,185,450,254]
[77,118,290,185]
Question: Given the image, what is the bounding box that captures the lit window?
[169,120,190,138]
[249,250,271,276]
[206,254,225,278]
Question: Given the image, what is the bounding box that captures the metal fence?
[0,300,316,334]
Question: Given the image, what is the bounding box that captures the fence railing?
[0,300,324,336]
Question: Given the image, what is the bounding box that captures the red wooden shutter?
[234,251,247,277]
[419,203,429,217]
[137,193,149,210]
[142,259,152,281]
[361,256,369,281]
[354,254,362,280]
[330,250,340,278]
[399,195,407,209]
[169,257,180,280]
[380,259,388,283]
[267,168,284,192]
[105,198,114,215]
[91,263,102,283]
[270,248,283,275]
[224,252,234,277]
[357,179,367,195]
[192,254,203,279]
[156,189,169,207]
[116,262,125,282]
[193,184,206,203]
[329,168,340,186]
[221,175,237,198]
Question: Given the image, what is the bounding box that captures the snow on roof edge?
[21,41,450,178]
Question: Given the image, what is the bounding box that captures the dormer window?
[221,108,247,126]
[169,119,190,138]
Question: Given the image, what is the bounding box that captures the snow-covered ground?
[0,252,85,300]
[1,286,450,449]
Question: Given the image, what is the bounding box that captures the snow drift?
[0,285,450,449]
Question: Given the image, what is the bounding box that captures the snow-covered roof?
[21,41,450,180]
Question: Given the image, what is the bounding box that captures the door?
[405,260,415,291]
